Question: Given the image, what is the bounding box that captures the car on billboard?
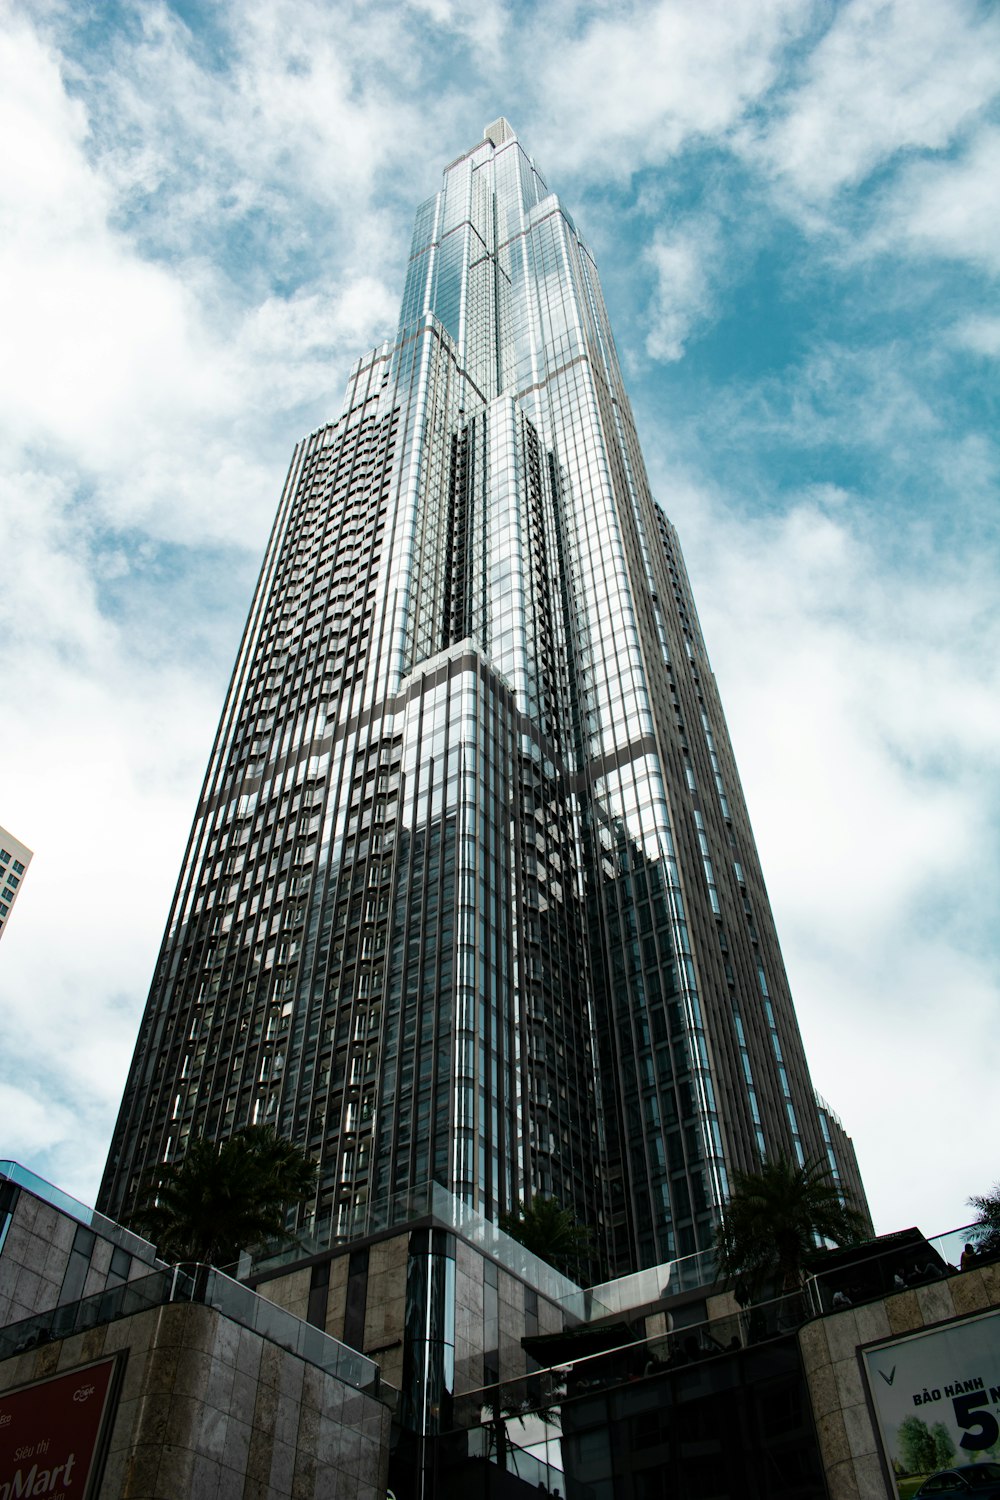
[914,1464,1000,1498]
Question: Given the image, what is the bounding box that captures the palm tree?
[133,1125,317,1270]
[715,1156,866,1299]
[499,1196,592,1279]
[968,1182,1000,1256]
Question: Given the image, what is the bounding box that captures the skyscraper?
[100,120,866,1276]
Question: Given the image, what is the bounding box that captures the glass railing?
[254,1183,728,1319]
[0,1160,160,1265]
[442,1285,819,1497]
[431,1189,604,1318]
[464,1420,588,1497]
[802,1220,993,1314]
[0,1269,175,1361]
[450,1221,1000,1418]
[450,1272,868,1431]
[170,1264,381,1392]
[570,1221,990,1328]
[580,1244,718,1317]
[252,1181,612,1319]
[0,1260,382,1396]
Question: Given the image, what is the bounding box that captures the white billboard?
[863,1308,1000,1494]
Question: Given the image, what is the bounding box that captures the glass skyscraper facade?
[100,120,866,1275]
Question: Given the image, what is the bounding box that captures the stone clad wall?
[799,1262,1000,1500]
[0,1301,391,1499]
[454,1239,485,1392]
[255,1227,570,1403]
[360,1234,408,1388]
[255,1268,310,1322]
[0,1192,79,1326]
[0,1183,159,1329]
[254,1233,410,1390]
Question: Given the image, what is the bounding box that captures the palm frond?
[715,1156,866,1296]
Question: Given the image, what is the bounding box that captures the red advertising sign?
[0,1356,119,1500]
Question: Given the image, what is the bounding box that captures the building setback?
[99,120,867,1275]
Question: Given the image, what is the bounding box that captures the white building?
[0,824,31,943]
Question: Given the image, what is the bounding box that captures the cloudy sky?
[1,0,997,1245]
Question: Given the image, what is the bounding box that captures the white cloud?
[233,281,399,408]
[951,315,1000,357]
[83,0,466,246]
[526,0,1000,239]
[684,338,999,522]
[0,10,405,551]
[533,0,804,177]
[645,217,722,361]
[0,603,208,1198]
[748,0,1000,204]
[0,1086,81,1161]
[0,471,113,661]
[876,126,1000,273]
[0,495,228,1202]
[660,475,1000,1234]
[400,0,509,63]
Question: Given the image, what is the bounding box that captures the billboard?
[0,1356,120,1500]
[863,1309,1000,1494]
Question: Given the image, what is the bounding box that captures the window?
[0,851,8,864]
[12,860,24,874]
[109,1245,131,1281]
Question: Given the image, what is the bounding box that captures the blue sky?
[1,0,997,1241]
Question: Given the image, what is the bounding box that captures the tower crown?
[483,117,516,146]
